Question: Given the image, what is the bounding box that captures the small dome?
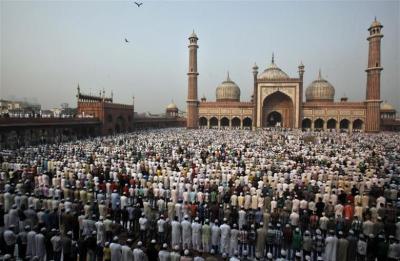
[381,102,395,111]
[370,18,382,28]
[305,70,335,102]
[189,30,198,39]
[258,55,290,80]
[166,102,178,110]
[216,72,240,102]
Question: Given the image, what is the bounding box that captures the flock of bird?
[125,1,143,43]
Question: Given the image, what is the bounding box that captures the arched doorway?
[353,119,363,131]
[340,119,349,130]
[231,117,240,128]
[210,117,218,128]
[302,119,311,130]
[220,117,229,128]
[262,91,294,128]
[314,118,324,130]
[199,117,208,128]
[243,117,252,128]
[327,119,337,130]
[266,111,282,127]
[116,115,126,133]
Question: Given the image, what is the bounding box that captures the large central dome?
[305,70,335,102]
[258,55,290,80]
[216,72,241,102]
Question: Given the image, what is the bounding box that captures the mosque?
[183,18,398,132]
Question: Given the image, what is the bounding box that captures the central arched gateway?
[266,111,282,127]
[262,91,294,128]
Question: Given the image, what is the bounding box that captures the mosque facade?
[186,19,397,132]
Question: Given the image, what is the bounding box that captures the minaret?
[252,63,258,129]
[187,31,199,129]
[298,61,305,128]
[365,18,383,132]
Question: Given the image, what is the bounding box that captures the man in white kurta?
[158,243,171,261]
[324,231,338,261]
[35,228,47,261]
[192,217,202,251]
[110,237,122,261]
[171,217,181,248]
[181,215,192,250]
[220,220,231,255]
[133,242,146,261]
[121,239,134,261]
[211,221,221,254]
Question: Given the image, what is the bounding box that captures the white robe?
[324,235,338,261]
[95,221,106,245]
[110,243,122,261]
[171,220,181,247]
[211,225,221,247]
[181,220,192,248]
[220,223,231,254]
[26,230,37,258]
[121,245,133,261]
[229,229,239,256]
[133,248,145,261]
[192,222,202,251]
[35,233,47,261]
[159,250,171,261]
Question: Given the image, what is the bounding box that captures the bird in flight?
[134,2,143,7]
[125,38,130,43]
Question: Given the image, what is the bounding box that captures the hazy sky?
[1,0,399,113]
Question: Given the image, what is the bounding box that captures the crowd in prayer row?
[0,129,399,261]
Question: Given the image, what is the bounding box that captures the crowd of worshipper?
[0,128,400,261]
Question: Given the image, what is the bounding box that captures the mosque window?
[107,114,113,122]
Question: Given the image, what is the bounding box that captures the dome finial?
[318,68,322,80]
[272,52,275,64]
[227,71,231,81]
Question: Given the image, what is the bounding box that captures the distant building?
[166,101,179,117]
[76,86,134,135]
[0,99,41,117]
[186,19,398,132]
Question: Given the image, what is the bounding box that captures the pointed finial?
[77,83,80,93]
[318,68,322,80]
[375,16,377,21]
[272,52,275,64]
[227,71,231,81]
